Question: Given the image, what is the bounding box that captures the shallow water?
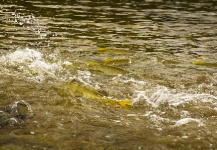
[0,0,217,149]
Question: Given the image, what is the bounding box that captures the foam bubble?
[0,48,66,82]
[1,48,42,65]
[133,90,149,103]
[29,59,60,78]
[133,85,217,107]
[169,93,217,107]
[173,118,204,127]
[76,70,100,89]
[148,87,170,107]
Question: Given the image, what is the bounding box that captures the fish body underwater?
[98,48,135,55]
[57,82,132,108]
[193,61,217,67]
[88,61,129,75]
[103,58,131,66]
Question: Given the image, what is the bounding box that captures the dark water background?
[0,0,217,149]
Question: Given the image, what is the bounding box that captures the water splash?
[0,48,65,82]
[133,86,217,107]
[173,118,204,127]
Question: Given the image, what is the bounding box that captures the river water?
[0,0,217,149]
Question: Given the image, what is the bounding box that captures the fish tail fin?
[106,98,132,108]
[118,99,132,108]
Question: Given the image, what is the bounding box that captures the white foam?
[173,118,204,127]
[76,70,100,89]
[1,48,42,65]
[149,114,171,123]
[133,90,149,103]
[0,48,66,82]
[123,77,146,86]
[126,114,137,117]
[112,75,146,85]
[142,110,204,128]
[169,93,217,107]
[132,86,171,107]
[62,61,72,66]
[133,85,217,107]
[29,59,60,78]
[148,87,170,107]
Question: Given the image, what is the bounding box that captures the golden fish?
[88,61,129,75]
[98,48,135,55]
[58,82,132,108]
[103,58,131,66]
[193,61,217,67]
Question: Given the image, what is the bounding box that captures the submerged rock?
[0,100,33,128]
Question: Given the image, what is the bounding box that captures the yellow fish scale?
[62,82,132,108]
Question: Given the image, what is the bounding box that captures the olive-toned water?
[0,0,217,149]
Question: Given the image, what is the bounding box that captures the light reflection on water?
[0,0,217,149]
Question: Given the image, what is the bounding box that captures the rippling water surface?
[0,0,217,149]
